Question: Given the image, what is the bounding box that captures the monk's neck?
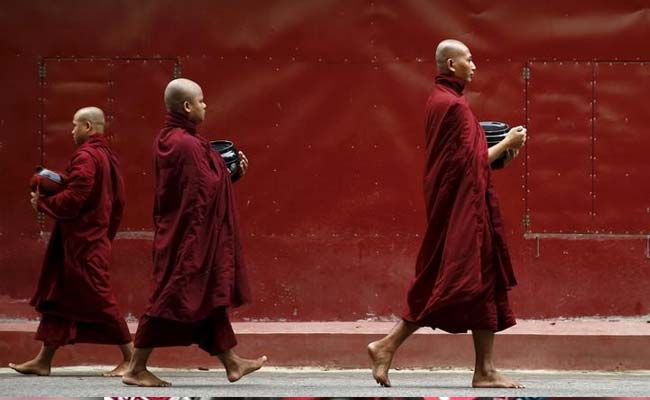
[435,74,466,94]
[164,111,198,135]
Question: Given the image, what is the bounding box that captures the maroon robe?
[32,134,131,345]
[143,112,251,323]
[402,74,517,333]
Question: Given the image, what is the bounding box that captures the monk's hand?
[30,190,39,211]
[505,125,527,150]
[239,151,249,176]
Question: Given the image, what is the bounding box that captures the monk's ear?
[183,100,191,113]
[85,120,93,131]
[447,58,455,72]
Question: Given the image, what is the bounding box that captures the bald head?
[73,107,105,133]
[435,39,470,73]
[164,78,203,113]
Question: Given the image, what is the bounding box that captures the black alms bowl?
[480,121,510,148]
[209,140,242,182]
[30,167,65,196]
[480,121,509,169]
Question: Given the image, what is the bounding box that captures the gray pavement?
[1,367,650,397]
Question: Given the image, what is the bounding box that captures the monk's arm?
[488,126,526,164]
[487,140,510,164]
[38,152,96,220]
[107,173,125,240]
[175,138,214,218]
[107,193,124,241]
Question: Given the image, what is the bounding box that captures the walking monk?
[10,106,133,377]
[122,78,267,387]
[368,39,527,388]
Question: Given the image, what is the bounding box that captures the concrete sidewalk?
[1,367,650,397]
[2,318,650,370]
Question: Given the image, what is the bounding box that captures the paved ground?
[1,367,650,397]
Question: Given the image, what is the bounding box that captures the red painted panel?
[594,62,650,234]
[0,56,43,302]
[526,62,593,233]
[109,59,177,230]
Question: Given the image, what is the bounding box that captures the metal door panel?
[526,62,593,233]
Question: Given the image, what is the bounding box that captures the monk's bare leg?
[121,347,171,387]
[217,350,267,382]
[367,319,419,387]
[8,345,56,376]
[471,329,524,388]
[102,341,134,377]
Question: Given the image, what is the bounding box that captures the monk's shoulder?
[72,146,98,165]
[428,85,467,109]
[446,97,471,118]
[163,128,203,153]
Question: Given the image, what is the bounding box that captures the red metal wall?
[1,0,649,321]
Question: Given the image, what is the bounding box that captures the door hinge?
[523,213,531,229]
[38,64,47,79]
[173,63,182,79]
[522,66,530,81]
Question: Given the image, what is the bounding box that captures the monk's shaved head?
[435,39,470,73]
[164,78,203,113]
[74,106,105,133]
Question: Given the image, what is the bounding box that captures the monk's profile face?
[184,88,207,123]
[71,115,92,145]
[449,46,476,82]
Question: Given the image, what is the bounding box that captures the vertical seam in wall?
[591,61,596,225]
[524,61,530,233]
[39,59,45,166]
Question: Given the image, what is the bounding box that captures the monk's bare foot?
[121,369,171,387]
[368,340,393,387]
[225,355,267,383]
[102,360,130,377]
[472,369,525,388]
[8,360,51,376]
